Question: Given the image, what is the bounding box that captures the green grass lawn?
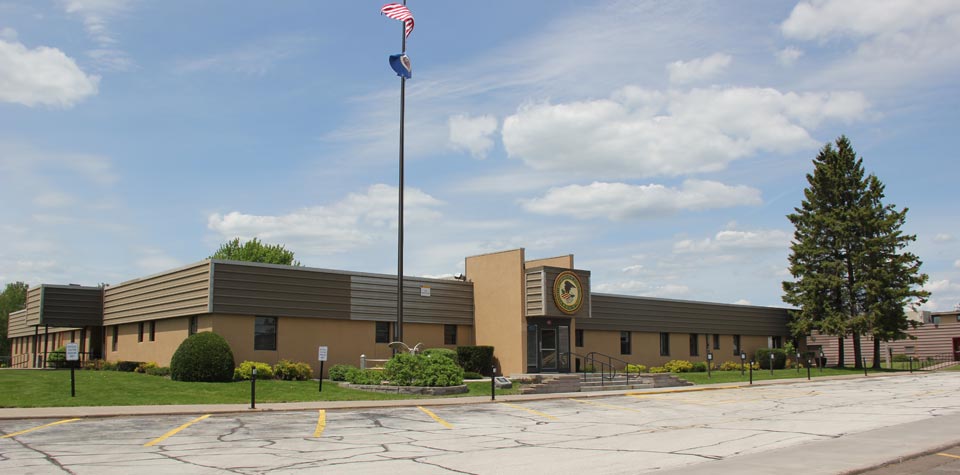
[674,366,909,385]
[0,370,518,408]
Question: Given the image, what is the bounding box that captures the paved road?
[1,372,959,474]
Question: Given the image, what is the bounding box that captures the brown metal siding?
[212,261,351,318]
[808,315,960,362]
[7,309,30,338]
[210,261,474,326]
[24,287,41,327]
[103,261,211,325]
[39,285,103,327]
[584,293,790,336]
[524,269,545,316]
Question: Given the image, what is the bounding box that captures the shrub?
[625,364,647,373]
[664,360,694,373]
[83,359,104,370]
[719,361,742,371]
[347,368,384,385]
[101,360,118,371]
[421,348,457,362]
[463,371,483,379]
[456,346,494,375]
[691,362,707,372]
[48,346,67,367]
[234,361,274,381]
[135,362,158,373]
[117,361,144,372]
[274,360,313,381]
[146,366,171,377]
[329,364,355,381]
[170,332,235,382]
[648,366,668,373]
[384,353,464,387]
[756,349,787,370]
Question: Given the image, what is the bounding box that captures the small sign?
[707,353,713,361]
[318,346,328,362]
[494,377,512,389]
[65,342,79,361]
[420,286,431,297]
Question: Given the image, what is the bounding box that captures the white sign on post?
[420,286,431,297]
[65,342,79,361]
[318,346,328,362]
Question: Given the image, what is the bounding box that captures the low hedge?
[117,361,144,372]
[234,361,274,381]
[456,346,494,375]
[274,360,313,381]
[347,368,384,385]
[384,353,464,387]
[756,349,787,370]
[329,364,355,381]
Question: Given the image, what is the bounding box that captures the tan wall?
[575,330,782,368]
[465,249,526,376]
[526,255,573,269]
[211,314,474,378]
[105,315,213,366]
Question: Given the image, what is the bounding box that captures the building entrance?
[953,337,960,362]
[526,318,570,373]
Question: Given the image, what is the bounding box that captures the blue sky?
[1,0,958,311]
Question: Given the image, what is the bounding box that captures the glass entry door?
[540,329,558,371]
[525,318,571,373]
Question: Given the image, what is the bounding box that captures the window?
[689,333,699,356]
[733,335,741,356]
[620,331,632,355]
[575,329,584,347]
[713,334,720,350]
[188,316,198,336]
[70,330,75,343]
[375,321,391,343]
[444,324,457,345]
[771,335,782,348]
[138,322,144,343]
[149,321,156,342]
[660,332,671,356]
[111,326,118,352]
[254,316,277,351]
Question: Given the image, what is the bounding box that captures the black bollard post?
[770,353,775,376]
[740,352,746,376]
[749,359,754,385]
[909,356,913,373]
[490,366,496,401]
[807,359,811,380]
[319,361,324,393]
[863,356,868,377]
[70,365,76,397]
[250,367,257,409]
[796,353,801,375]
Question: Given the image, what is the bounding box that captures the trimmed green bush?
[117,361,144,372]
[234,361,274,381]
[625,364,647,373]
[463,371,483,379]
[170,332,235,382]
[456,345,494,375]
[648,366,668,373]
[756,349,787,370]
[664,360,694,373]
[347,368,384,385]
[384,353,464,387]
[691,362,707,372]
[328,364,355,381]
[145,366,171,377]
[48,346,66,367]
[135,362,158,373]
[274,360,313,381]
[421,348,457,361]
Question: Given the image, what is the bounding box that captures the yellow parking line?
[144,414,210,447]
[570,398,644,413]
[499,402,558,420]
[1,418,80,439]
[937,453,960,460]
[313,410,326,437]
[417,406,453,429]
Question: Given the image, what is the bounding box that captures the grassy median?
[674,365,951,384]
[0,370,518,408]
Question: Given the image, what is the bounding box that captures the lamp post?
[707,352,713,379]
[796,352,801,375]
[740,352,746,376]
[819,349,825,374]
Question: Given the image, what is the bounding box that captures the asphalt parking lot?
[2,372,960,474]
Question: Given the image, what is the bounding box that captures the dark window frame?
[620,331,632,355]
[137,322,144,343]
[188,316,198,336]
[575,329,584,347]
[660,332,670,356]
[254,316,278,351]
[149,321,156,342]
[689,333,699,357]
[111,326,118,352]
[733,334,741,356]
[713,334,720,350]
[444,324,457,345]
[375,321,391,343]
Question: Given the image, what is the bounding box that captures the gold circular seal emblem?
[553,271,583,314]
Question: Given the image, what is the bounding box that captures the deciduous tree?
[210,238,300,266]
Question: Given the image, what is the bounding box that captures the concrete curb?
[0,369,935,420]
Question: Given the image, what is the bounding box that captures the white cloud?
[0,28,17,41]
[622,264,645,274]
[0,39,99,107]
[782,0,960,90]
[777,46,803,66]
[734,299,752,306]
[61,0,134,71]
[522,180,761,220]
[595,280,691,299]
[955,259,960,269]
[207,184,443,254]
[448,114,498,159]
[176,34,313,76]
[667,53,732,84]
[933,233,954,242]
[674,229,791,253]
[502,86,868,179]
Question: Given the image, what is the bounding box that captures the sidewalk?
[0,369,919,420]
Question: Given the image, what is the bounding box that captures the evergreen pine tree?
[783,136,927,368]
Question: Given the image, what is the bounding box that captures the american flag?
[381,3,414,39]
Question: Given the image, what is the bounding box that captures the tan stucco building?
[7,248,795,377]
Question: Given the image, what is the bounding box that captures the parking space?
[2,373,960,474]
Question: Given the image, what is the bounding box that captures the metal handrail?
[565,351,616,387]
[585,351,644,384]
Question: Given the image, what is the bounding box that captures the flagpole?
[396,0,407,345]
